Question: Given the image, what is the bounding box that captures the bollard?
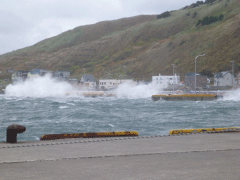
[6,124,26,143]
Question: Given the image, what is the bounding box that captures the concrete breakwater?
[152,94,222,101]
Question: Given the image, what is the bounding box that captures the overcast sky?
[0,0,198,55]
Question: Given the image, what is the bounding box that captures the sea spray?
[116,82,160,99]
[5,75,73,97]
[222,88,240,101]
[5,75,161,99]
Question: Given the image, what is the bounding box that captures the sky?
[0,0,198,55]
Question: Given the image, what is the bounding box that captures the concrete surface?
[0,133,240,179]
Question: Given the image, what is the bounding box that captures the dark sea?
[1,76,240,142]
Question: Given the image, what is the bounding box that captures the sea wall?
[152,94,221,101]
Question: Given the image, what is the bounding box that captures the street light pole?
[123,66,126,82]
[171,64,175,93]
[83,68,85,89]
[84,68,85,81]
[195,54,205,94]
[230,60,234,89]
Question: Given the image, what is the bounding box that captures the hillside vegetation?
[0,0,240,81]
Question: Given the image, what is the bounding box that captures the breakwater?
[152,94,221,101]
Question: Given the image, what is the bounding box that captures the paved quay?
[1,133,240,180]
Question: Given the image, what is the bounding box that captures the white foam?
[222,88,240,101]
[5,75,161,99]
[33,136,40,141]
[59,106,69,109]
[108,124,115,127]
[116,82,160,99]
[5,74,73,98]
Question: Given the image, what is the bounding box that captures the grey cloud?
[0,11,29,35]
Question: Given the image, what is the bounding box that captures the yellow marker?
[40,131,138,140]
[169,127,240,135]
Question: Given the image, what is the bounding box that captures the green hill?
[0,0,240,81]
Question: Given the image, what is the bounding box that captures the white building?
[12,71,29,82]
[99,79,137,90]
[214,71,234,86]
[152,74,180,90]
[80,74,96,90]
[236,72,240,86]
[27,71,40,79]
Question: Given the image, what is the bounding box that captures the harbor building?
[99,79,137,90]
[12,71,29,83]
[152,74,180,90]
[27,71,40,79]
[52,71,70,80]
[32,69,53,76]
[214,71,234,86]
[185,73,207,90]
[80,74,97,90]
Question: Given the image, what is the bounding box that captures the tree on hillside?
[184,0,217,10]
[205,0,217,4]
[200,70,214,77]
[196,14,224,26]
[157,11,171,19]
[192,12,198,18]
[190,1,204,8]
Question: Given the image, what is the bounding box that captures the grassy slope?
[0,0,239,81]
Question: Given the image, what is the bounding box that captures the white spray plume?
[222,88,240,101]
[116,82,160,99]
[5,74,73,97]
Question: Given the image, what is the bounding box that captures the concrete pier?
[152,94,221,101]
[0,133,240,179]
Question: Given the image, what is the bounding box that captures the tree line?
[196,14,224,26]
[158,0,221,19]
[183,0,218,9]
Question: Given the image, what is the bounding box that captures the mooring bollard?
[6,124,26,143]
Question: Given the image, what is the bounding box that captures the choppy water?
[1,95,240,142]
[1,76,240,142]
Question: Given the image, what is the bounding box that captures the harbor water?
[1,76,240,142]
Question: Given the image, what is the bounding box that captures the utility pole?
[123,66,126,82]
[171,64,175,93]
[83,68,85,89]
[195,54,205,94]
[230,60,234,89]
